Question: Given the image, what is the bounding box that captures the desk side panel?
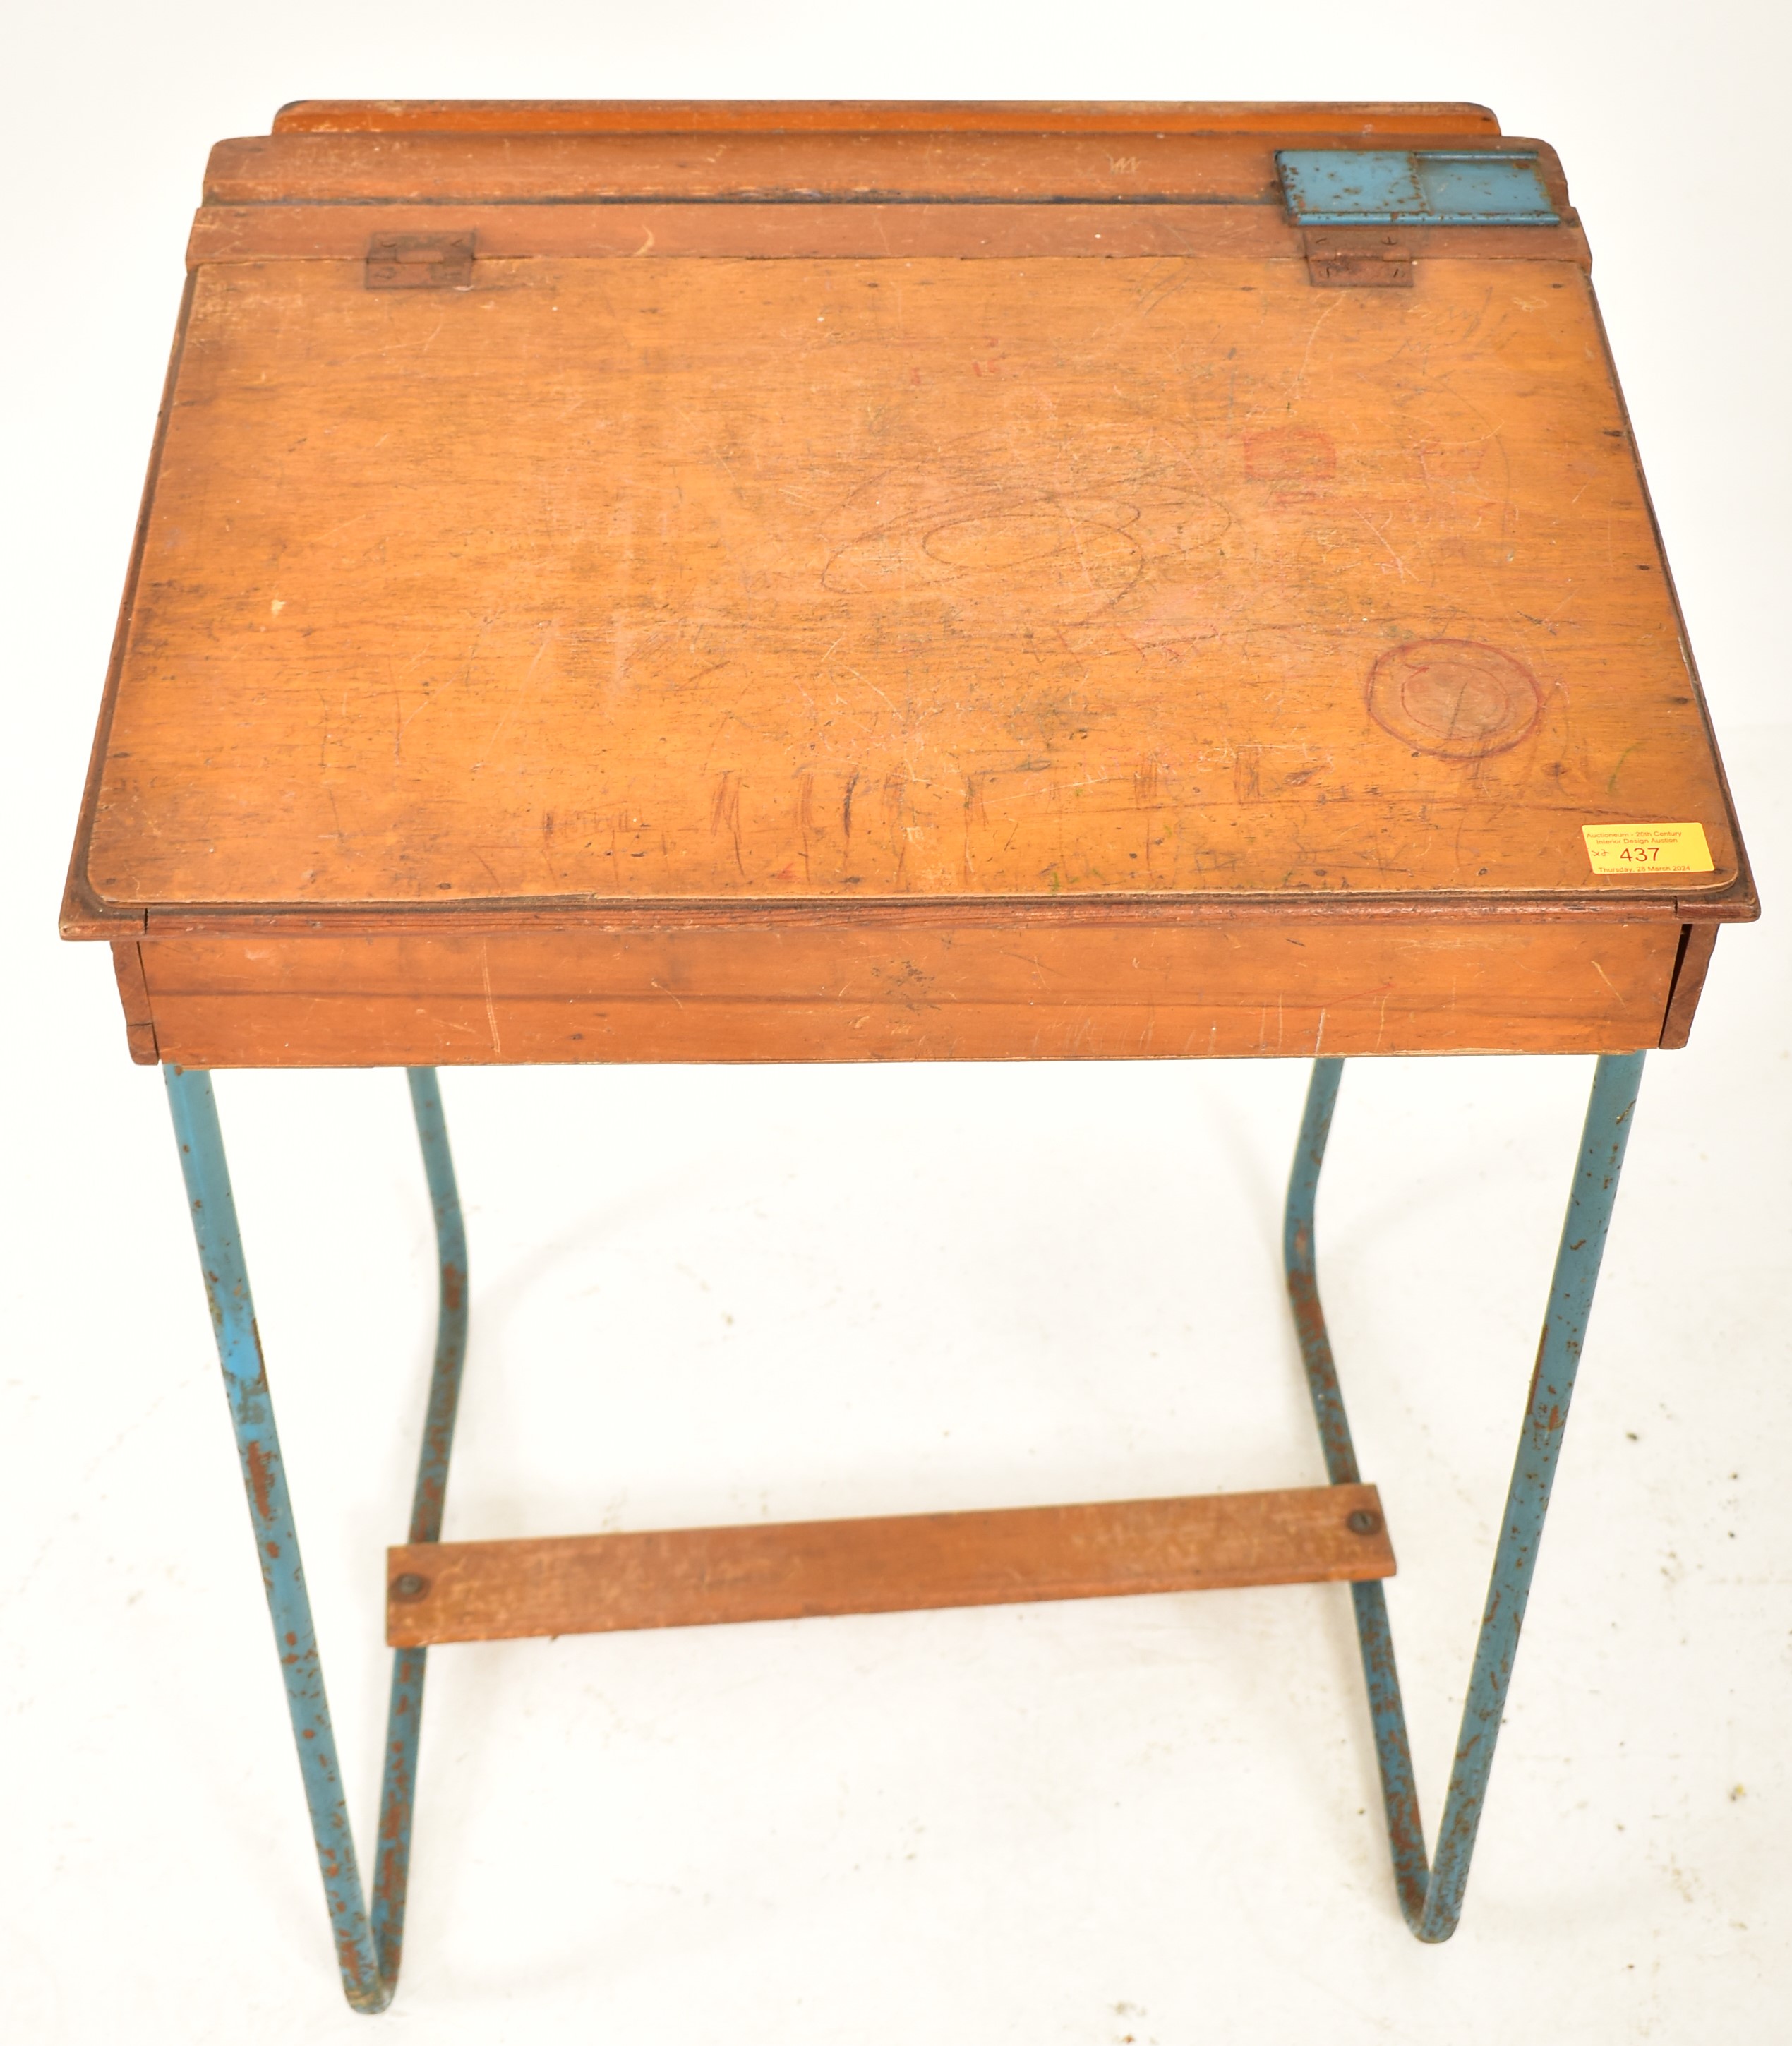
[138,920,1680,1065]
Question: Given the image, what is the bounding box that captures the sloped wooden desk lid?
[66,103,1753,1067]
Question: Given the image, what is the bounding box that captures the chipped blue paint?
[164,1063,469,2012]
[1285,1051,1644,1939]
[1278,149,1560,226]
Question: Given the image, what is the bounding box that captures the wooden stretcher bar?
[385,1484,1397,1646]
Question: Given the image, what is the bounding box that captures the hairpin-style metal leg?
[164,1064,468,2013]
[1285,1051,1644,1939]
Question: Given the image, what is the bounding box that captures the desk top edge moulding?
[63,101,1756,1066]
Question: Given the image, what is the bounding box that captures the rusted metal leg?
[1284,1051,1644,1941]
[371,1071,469,1990]
[164,1064,468,2013]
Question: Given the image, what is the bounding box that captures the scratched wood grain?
[84,255,1738,913]
[182,203,1590,270]
[135,920,1678,1064]
[205,130,1289,204]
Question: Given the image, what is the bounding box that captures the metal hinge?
[1303,229,1412,289]
[366,231,475,290]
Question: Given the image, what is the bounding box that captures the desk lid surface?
[71,102,1751,929]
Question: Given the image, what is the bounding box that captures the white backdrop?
[4,7,1787,2040]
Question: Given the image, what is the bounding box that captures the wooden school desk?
[64,99,1756,2009]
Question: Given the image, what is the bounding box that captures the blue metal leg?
[164,1047,1637,1987]
[165,1064,469,2012]
[1285,1052,1645,1939]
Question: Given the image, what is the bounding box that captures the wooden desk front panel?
[131,918,1680,1066]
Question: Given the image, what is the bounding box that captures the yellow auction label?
[1581,822,1714,875]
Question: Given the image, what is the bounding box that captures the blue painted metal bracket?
[1285,1051,1644,1939]
[1277,150,1561,227]
[164,1064,468,2013]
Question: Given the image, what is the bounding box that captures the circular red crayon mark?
[1366,639,1543,759]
